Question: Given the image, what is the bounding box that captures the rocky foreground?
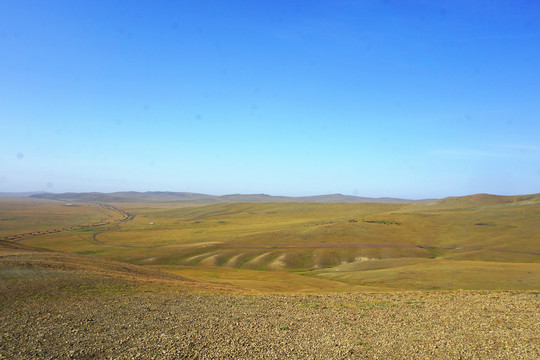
[1,291,538,359]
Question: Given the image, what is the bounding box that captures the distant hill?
[402,193,540,212]
[0,192,47,197]
[29,191,212,203]
[28,191,430,204]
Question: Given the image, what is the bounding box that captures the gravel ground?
[1,291,538,359]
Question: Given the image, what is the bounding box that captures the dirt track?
[1,291,538,359]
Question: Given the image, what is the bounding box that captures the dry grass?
[0,197,124,240]
[160,266,377,294]
[1,196,539,359]
[306,258,540,290]
[0,240,237,304]
[1,195,539,292]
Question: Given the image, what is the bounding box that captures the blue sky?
[1,1,539,198]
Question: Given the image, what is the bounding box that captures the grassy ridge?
[29,191,426,204]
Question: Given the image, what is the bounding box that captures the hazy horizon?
[4,189,540,202]
[2,1,539,199]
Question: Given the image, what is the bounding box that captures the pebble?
[0,291,538,359]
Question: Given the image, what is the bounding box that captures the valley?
[1,193,539,359]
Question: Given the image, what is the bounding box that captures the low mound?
[0,239,188,281]
[408,192,540,211]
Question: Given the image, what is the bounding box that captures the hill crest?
[28,191,430,204]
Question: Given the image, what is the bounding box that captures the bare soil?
[1,291,538,359]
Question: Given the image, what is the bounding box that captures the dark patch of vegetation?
[475,222,496,226]
[73,228,94,232]
[75,250,106,255]
[425,248,448,258]
[363,220,401,225]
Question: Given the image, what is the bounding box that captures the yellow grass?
[160,266,377,294]
[2,194,539,292]
[305,259,540,290]
[0,198,119,237]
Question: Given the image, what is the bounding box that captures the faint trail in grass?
[4,203,134,243]
[91,231,158,249]
[415,245,540,256]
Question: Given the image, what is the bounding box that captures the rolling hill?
[28,191,431,204]
[2,192,539,291]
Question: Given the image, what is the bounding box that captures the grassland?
[1,193,538,292]
[0,197,125,241]
[1,194,539,359]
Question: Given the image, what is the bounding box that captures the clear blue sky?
[1,1,539,198]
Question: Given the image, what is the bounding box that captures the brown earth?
[1,292,538,359]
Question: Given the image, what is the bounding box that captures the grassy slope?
[160,266,377,294]
[303,194,540,290]
[2,194,539,291]
[0,240,240,303]
[392,193,540,256]
[305,258,539,290]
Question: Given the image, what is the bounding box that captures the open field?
[1,193,539,291]
[0,197,127,241]
[1,194,539,359]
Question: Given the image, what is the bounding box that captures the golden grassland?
[1,194,539,293]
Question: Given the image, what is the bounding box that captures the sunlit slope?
[304,258,539,290]
[0,240,238,300]
[389,193,540,259]
[84,202,429,269]
[161,266,378,293]
[6,194,540,290]
[19,195,536,273]
[300,194,540,290]
[407,193,540,210]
